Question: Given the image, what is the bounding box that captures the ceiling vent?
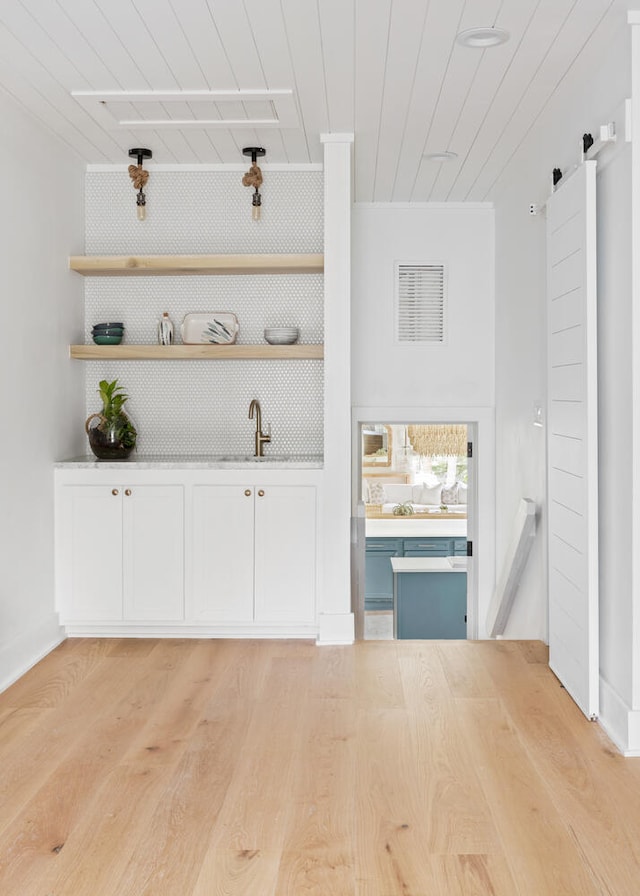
[395,263,445,344]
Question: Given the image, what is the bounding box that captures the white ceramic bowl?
[264,327,299,345]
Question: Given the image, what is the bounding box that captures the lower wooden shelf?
[70,344,324,360]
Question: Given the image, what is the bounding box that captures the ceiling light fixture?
[128,147,152,221]
[456,26,509,48]
[424,151,458,162]
[242,146,265,221]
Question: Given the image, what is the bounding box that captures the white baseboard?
[62,622,318,639]
[599,675,640,756]
[0,614,65,694]
[316,613,355,645]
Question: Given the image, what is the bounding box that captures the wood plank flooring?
[1,638,639,895]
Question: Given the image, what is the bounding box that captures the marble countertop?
[391,557,468,573]
[366,518,467,537]
[55,454,324,470]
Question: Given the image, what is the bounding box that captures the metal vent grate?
[396,263,445,343]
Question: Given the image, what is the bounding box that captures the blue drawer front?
[366,538,403,552]
[402,537,454,557]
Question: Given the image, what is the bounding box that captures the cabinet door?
[122,485,184,621]
[58,485,123,621]
[192,485,255,622]
[254,485,316,623]
[365,540,402,610]
[396,572,467,639]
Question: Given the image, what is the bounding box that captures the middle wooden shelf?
[70,344,324,360]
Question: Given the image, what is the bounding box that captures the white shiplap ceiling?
[0,0,626,201]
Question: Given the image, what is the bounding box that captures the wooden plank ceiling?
[0,0,621,201]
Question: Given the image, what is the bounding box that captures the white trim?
[629,9,640,734]
[86,163,324,173]
[316,613,355,644]
[354,201,493,210]
[599,675,640,756]
[320,133,355,143]
[0,615,65,694]
[352,405,496,640]
[62,623,318,639]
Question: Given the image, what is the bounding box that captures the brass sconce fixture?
[242,146,265,220]
[128,147,152,221]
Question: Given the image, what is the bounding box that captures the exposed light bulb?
[252,190,262,221]
[136,190,146,221]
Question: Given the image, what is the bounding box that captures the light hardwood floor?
[1,637,640,895]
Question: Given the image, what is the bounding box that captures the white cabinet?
[192,484,316,625]
[57,484,184,623]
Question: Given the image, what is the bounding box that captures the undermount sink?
[218,454,291,462]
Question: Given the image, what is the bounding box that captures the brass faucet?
[248,399,271,457]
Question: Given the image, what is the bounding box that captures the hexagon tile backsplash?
[83,169,324,456]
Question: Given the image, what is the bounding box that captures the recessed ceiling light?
[424,151,458,162]
[456,26,510,48]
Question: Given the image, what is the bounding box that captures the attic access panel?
[71,89,299,129]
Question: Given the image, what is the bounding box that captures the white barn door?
[546,160,599,720]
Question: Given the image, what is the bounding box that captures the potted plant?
[85,379,137,460]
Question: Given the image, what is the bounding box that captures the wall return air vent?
[395,263,445,343]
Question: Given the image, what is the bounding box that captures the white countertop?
[391,557,468,573]
[55,454,324,470]
[366,518,467,538]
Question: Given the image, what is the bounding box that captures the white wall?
[352,204,494,408]
[0,92,85,690]
[351,203,496,637]
[492,12,636,746]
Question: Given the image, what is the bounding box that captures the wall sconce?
[128,147,152,221]
[242,146,265,220]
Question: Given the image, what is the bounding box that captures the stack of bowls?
[264,327,299,345]
[92,322,124,345]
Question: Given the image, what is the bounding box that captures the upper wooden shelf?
[69,253,324,276]
[70,344,324,361]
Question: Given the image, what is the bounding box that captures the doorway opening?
[356,422,474,641]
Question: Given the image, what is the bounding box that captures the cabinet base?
[61,622,319,639]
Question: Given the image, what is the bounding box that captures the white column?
[318,133,354,644]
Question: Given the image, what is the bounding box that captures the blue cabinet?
[395,570,467,639]
[365,536,467,610]
[364,539,402,610]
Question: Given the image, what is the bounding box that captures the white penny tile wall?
[83,169,324,456]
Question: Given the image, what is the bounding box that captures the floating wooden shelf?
[70,344,324,361]
[69,253,324,276]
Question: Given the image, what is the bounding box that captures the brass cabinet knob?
[245,489,251,497]
[112,489,119,496]
[258,489,265,497]
[125,489,132,496]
